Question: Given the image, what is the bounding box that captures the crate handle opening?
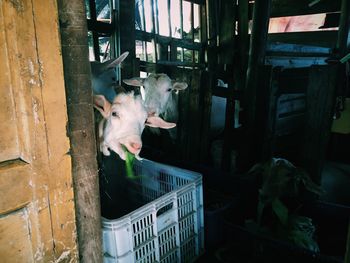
[156,203,174,217]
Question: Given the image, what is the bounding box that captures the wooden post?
[237,0,271,172]
[336,2,350,260]
[218,0,236,171]
[57,1,102,262]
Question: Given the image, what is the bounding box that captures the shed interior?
[86,0,350,262]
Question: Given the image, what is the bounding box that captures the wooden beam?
[136,30,202,50]
[268,31,338,48]
[270,0,340,18]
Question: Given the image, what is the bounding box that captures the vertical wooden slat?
[218,0,235,64]
[336,0,350,53]
[199,71,213,162]
[218,0,236,171]
[206,0,218,71]
[237,0,249,90]
[301,65,338,184]
[187,70,202,162]
[120,0,136,79]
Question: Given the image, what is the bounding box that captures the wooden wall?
[0,0,78,261]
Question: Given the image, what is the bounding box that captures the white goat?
[91,53,176,159]
[123,73,188,139]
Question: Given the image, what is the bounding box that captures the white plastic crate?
[102,159,204,263]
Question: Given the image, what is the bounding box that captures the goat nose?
[130,142,142,151]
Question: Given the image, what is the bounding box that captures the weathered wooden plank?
[1,0,79,261]
[0,210,33,261]
[268,31,338,48]
[301,65,338,183]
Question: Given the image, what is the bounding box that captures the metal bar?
[150,0,158,62]
[141,0,148,61]
[191,2,195,63]
[168,0,172,38]
[180,0,184,60]
[89,0,101,61]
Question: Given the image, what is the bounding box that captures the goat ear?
[123,77,145,87]
[145,116,176,129]
[172,81,188,91]
[102,51,129,70]
[93,95,111,119]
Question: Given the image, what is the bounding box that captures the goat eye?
[167,88,172,92]
[112,112,119,117]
